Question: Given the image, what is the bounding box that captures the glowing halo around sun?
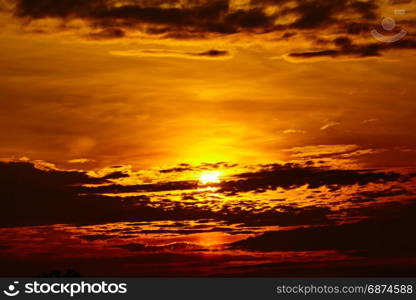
[198,171,222,185]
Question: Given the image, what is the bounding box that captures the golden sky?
[1,0,415,170]
[1,1,416,277]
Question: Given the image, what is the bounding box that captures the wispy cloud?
[320,121,340,131]
[68,158,94,164]
[109,49,231,60]
[361,118,379,124]
[283,129,306,134]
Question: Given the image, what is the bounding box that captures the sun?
[198,171,222,185]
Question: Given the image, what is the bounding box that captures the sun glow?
[198,171,222,185]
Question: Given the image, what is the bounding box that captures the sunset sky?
[0,0,416,277]
[1,0,416,170]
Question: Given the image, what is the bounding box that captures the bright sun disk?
[199,171,222,185]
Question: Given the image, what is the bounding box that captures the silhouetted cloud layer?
[1,160,415,277]
[13,0,379,31]
[288,37,416,60]
[231,200,416,257]
[8,0,416,59]
[1,161,414,227]
[219,163,405,193]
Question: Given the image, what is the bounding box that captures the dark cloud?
[1,161,121,185]
[85,27,126,40]
[354,187,411,200]
[1,161,413,228]
[289,49,341,58]
[10,0,416,58]
[285,0,346,29]
[78,163,407,196]
[342,21,374,35]
[155,162,237,174]
[194,49,230,57]
[347,0,378,20]
[101,171,129,180]
[0,161,218,226]
[218,163,406,193]
[159,166,194,173]
[347,188,411,203]
[79,180,198,194]
[9,0,377,35]
[289,36,416,60]
[224,7,273,30]
[218,205,333,226]
[231,200,416,257]
[1,161,415,276]
[110,48,231,60]
[274,0,378,30]
[112,242,201,252]
[14,0,231,30]
[78,234,115,241]
[0,161,127,226]
[389,0,413,4]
